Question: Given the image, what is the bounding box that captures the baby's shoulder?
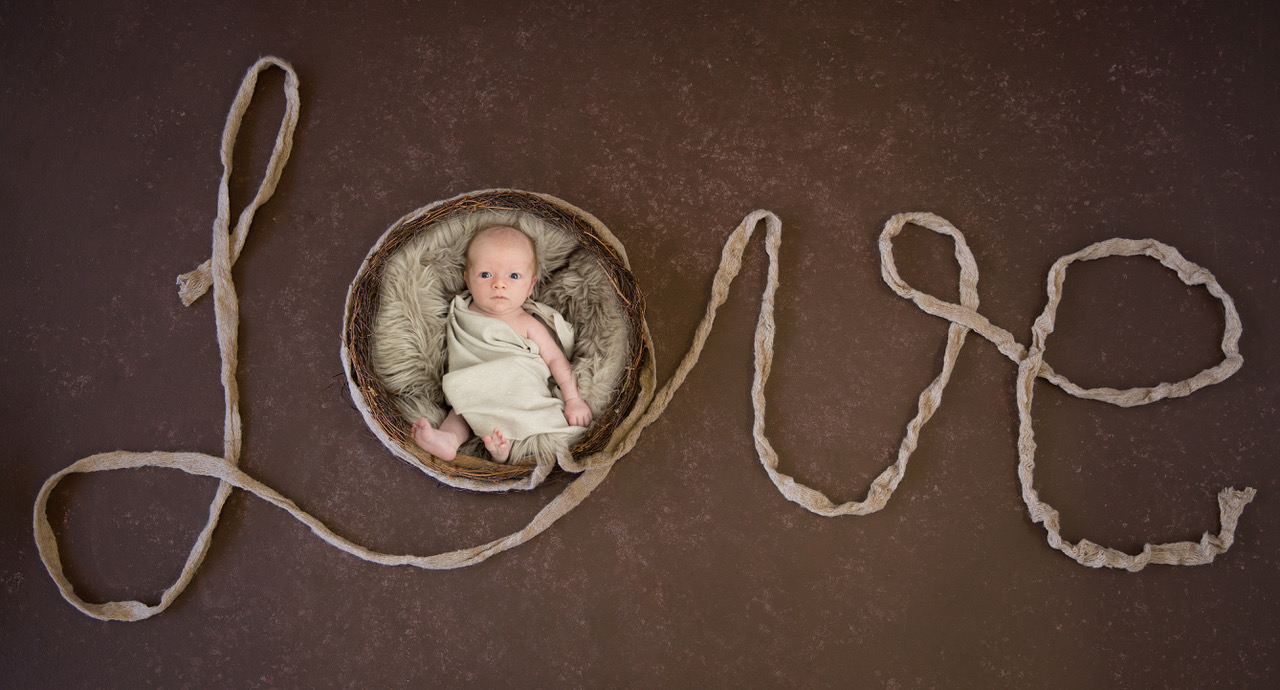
[514,308,551,340]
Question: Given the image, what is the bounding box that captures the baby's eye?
[479,271,492,279]
[509,272,522,280]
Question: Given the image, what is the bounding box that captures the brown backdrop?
[4,0,1278,687]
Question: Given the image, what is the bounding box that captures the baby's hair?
[464,225,539,278]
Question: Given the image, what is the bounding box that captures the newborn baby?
[412,225,593,462]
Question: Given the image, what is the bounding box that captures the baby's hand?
[564,397,593,427]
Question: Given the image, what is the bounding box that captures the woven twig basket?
[341,188,651,490]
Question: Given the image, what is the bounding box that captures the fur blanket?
[371,208,629,463]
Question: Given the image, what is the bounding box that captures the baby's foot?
[412,417,461,460]
[483,428,512,463]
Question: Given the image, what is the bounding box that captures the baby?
[412,225,593,462]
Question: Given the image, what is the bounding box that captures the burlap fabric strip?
[33,58,1257,622]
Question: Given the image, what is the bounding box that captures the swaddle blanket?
[442,294,585,457]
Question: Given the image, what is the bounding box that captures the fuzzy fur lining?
[371,209,629,463]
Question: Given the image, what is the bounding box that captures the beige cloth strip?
[32,56,299,621]
[33,59,1257,622]
[879,213,1255,570]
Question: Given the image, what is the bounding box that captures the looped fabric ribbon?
[33,57,1256,622]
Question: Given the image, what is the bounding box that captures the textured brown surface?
[4,0,1279,686]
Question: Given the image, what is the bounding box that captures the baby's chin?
[472,297,521,316]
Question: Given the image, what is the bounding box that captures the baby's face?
[464,228,537,320]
